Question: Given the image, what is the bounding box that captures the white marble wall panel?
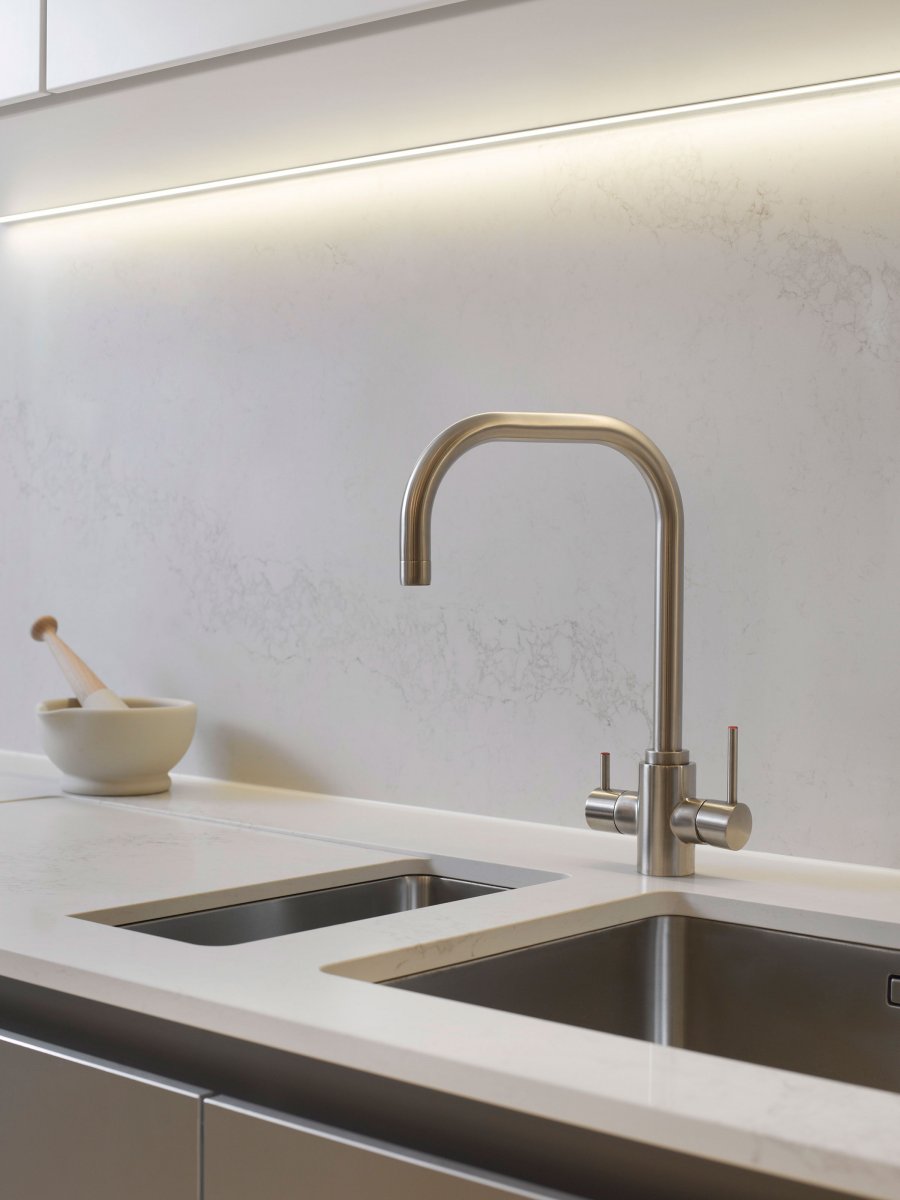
[1,83,899,867]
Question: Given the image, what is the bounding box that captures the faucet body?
[400,412,750,877]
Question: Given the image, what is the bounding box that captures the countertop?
[0,749,898,1198]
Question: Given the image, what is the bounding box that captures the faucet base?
[637,760,696,877]
[586,734,751,875]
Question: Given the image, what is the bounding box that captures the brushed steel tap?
[400,412,751,877]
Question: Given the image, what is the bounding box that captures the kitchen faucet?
[399,412,751,877]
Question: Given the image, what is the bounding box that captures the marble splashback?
[2,83,899,867]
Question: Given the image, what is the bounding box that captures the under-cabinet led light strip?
[3,69,900,225]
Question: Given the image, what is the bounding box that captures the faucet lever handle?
[727,725,738,807]
[673,726,752,851]
[600,751,611,792]
[586,753,638,836]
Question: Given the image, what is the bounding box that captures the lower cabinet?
[204,1097,564,1200]
[0,1027,207,1200]
[0,1024,566,1198]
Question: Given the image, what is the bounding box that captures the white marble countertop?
[1,749,898,1198]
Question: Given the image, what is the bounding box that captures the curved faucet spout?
[399,412,684,754]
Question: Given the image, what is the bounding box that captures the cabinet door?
[205,1097,568,1200]
[0,1027,206,1200]
[0,0,43,105]
[45,0,467,92]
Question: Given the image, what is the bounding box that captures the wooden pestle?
[31,616,129,710]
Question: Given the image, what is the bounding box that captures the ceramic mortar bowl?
[37,697,197,796]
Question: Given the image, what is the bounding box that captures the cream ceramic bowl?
[37,697,197,796]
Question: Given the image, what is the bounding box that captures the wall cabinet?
[0,0,43,106]
[6,0,900,223]
[45,0,467,92]
[204,1096,564,1200]
[0,1027,207,1200]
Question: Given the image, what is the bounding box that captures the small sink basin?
[123,874,506,945]
[387,915,900,1095]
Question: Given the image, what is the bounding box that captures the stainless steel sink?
[123,874,506,946]
[388,915,900,1095]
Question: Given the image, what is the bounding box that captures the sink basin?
[388,915,900,1095]
[123,874,506,945]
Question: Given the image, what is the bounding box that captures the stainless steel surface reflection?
[399,413,752,877]
[124,875,505,946]
[389,915,900,1095]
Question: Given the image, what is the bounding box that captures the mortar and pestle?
[32,616,196,796]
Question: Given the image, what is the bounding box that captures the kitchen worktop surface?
[0,749,898,1199]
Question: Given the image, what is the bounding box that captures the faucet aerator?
[401,560,431,586]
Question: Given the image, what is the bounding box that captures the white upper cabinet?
[45,0,467,92]
[5,0,900,219]
[0,0,43,105]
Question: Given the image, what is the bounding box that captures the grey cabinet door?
[0,1027,206,1200]
[205,1097,569,1199]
